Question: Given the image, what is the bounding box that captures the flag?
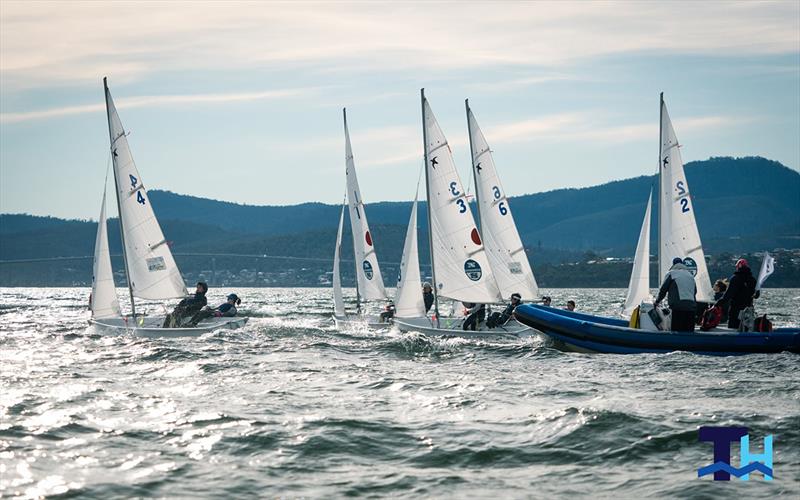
[756,252,775,290]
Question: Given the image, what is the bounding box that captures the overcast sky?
[1,1,798,220]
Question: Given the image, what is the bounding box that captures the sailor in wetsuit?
[163,281,208,328]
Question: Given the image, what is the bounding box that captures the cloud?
[0,88,314,123]
[1,1,798,92]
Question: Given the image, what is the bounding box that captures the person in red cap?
[715,259,759,329]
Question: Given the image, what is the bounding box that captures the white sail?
[623,191,652,317]
[467,103,538,301]
[422,94,502,304]
[394,194,425,318]
[104,79,187,301]
[343,109,387,301]
[658,96,713,302]
[332,202,346,317]
[91,186,122,320]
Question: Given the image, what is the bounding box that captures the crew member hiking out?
[163,281,208,328]
[655,257,697,332]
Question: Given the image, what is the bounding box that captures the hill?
[1,156,798,287]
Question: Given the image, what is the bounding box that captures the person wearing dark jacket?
[715,259,759,329]
[462,302,486,331]
[187,293,241,327]
[655,257,697,332]
[163,281,208,328]
[712,279,729,323]
[422,282,434,313]
[487,293,521,328]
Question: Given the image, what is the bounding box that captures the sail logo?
[362,261,374,280]
[464,259,482,281]
[698,427,773,481]
[146,257,166,272]
[682,257,698,277]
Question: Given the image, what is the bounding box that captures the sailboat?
[392,90,531,337]
[512,93,800,354]
[393,187,426,320]
[331,109,390,329]
[89,78,247,337]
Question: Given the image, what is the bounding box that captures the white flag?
[756,252,775,290]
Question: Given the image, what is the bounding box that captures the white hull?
[90,316,249,338]
[392,316,532,339]
[332,314,391,330]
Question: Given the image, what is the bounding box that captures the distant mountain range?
[2,156,798,287]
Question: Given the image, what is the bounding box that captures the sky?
[1,1,799,221]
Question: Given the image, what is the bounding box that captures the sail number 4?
[129,174,146,205]
[676,181,689,213]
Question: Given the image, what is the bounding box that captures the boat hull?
[392,316,532,339]
[514,304,800,355]
[90,316,249,338]
[332,314,391,330]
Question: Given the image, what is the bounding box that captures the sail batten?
[466,104,538,301]
[104,80,187,301]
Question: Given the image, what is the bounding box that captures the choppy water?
[1,287,798,498]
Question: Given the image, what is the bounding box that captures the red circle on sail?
[470,228,482,245]
[365,231,373,246]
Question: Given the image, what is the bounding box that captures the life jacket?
[700,305,722,331]
[754,314,773,333]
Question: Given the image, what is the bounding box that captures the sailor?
[715,259,759,329]
[462,302,486,331]
[422,282,434,313]
[187,293,240,327]
[379,301,396,322]
[655,257,697,332]
[565,300,576,311]
[712,279,729,323]
[541,296,552,307]
[486,293,521,328]
[163,281,209,328]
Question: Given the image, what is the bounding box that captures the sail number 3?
[451,182,467,213]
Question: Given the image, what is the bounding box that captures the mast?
[421,89,440,326]
[343,108,362,315]
[103,77,136,317]
[465,99,482,233]
[657,92,664,280]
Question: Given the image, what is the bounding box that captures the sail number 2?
[129,174,146,205]
[676,181,689,213]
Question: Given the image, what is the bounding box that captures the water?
[1,287,798,498]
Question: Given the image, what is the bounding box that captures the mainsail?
[657,94,713,302]
[466,101,538,301]
[421,91,502,304]
[104,78,187,301]
[91,186,122,320]
[332,202,346,317]
[623,190,652,317]
[343,109,387,302]
[394,193,425,318]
